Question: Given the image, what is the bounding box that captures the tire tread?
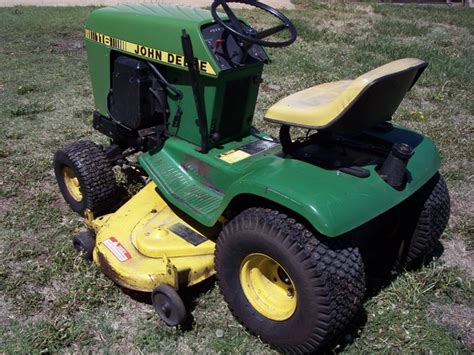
[404,173,450,268]
[54,140,118,216]
[215,207,366,353]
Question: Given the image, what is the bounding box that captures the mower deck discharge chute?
[53,0,450,352]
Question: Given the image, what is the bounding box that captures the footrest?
[140,149,223,223]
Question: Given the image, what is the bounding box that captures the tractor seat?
[264,58,428,135]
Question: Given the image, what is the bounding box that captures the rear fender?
[220,134,440,237]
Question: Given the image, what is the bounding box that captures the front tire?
[53,140,119,216]
[215,208,365,353]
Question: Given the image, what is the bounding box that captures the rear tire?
[215,208,365,353]
[402,173,450,269]
[53,140,119,216]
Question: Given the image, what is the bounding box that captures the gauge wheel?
[53,140,119,216]
[151,284,186,327]
[401,173,450,269]
[72,231,95,260]
[215,207,366,353]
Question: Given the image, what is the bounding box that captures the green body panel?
[85,4,264,146]
[139,126,441,237]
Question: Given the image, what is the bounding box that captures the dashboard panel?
[201,22,268,70]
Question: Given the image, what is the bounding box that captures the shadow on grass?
[179,277,217,330]
[320,240,445,354]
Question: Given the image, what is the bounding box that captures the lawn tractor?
[53,0,450,352]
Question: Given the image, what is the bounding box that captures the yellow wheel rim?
[240,253,297,321]
[63,167,82,201]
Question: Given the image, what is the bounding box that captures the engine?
[93,55,169,152]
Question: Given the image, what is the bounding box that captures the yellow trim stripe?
[85,29,216,76]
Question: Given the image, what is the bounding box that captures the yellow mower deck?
[88,182,216,292]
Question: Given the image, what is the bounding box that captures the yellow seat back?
[265,58,428,135]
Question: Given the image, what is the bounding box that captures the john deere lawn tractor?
[53,0,450,352]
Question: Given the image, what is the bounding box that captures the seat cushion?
[264,58,428,133]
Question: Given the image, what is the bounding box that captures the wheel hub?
[63,166,82,201]
[240,253,297,321]
[161,302,171,317]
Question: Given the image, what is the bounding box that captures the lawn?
[0,1,473,353]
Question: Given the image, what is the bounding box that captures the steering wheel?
[210,0,297,48]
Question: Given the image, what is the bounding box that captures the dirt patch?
[315,14,378,35]
[428,22,471,38]
[441,235,474,279]
[0,197,16,220]
[48,32,85,53]
[0,295,16,327]
[449,181,474,221]
[429,303,474,350]
[445,179,474,257]
[37,279,68,305]
[97,297,152,352]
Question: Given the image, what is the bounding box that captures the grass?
[0,1,473,353]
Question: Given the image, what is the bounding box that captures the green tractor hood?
[85,4,220,77]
